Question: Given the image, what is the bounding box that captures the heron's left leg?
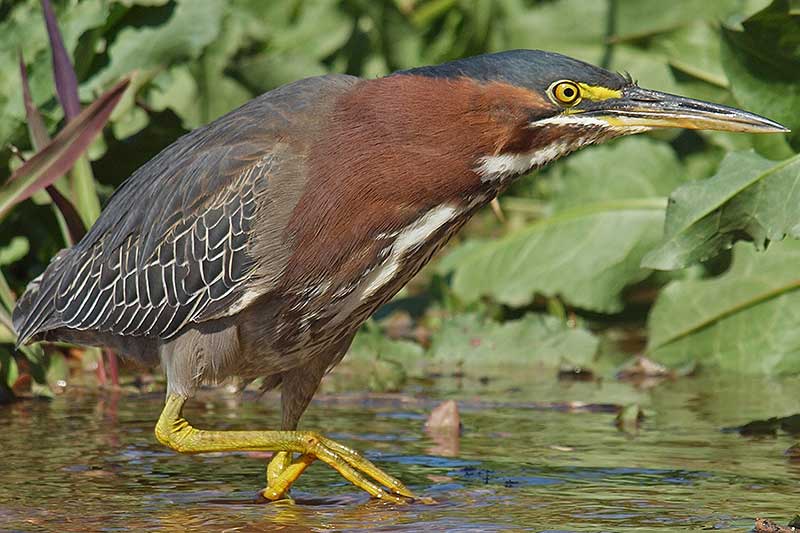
[264,356,336,500]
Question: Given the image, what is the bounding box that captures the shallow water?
[1,373,798,532]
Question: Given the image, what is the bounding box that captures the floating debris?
[425,400,461,457]
[754,517,797,532]
[725,414,800,437]
[617,355,673,381]
[557,365,597,382]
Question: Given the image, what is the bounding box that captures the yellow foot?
[259,453,313,502]
[258,436,414,504]
[260,451,295,502]
[156,395,415,503]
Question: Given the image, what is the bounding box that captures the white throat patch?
[474,115,646,182]
[474,141,579,180]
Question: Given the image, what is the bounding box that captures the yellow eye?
[551,81,581,106]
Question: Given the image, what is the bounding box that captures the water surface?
[1,373,798,531]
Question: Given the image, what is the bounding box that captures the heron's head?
[393,49,787,180]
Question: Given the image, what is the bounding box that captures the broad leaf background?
[1,0,799,394]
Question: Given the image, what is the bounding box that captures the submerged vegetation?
[1,0,800,397]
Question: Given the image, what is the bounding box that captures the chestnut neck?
[284,75,550,285]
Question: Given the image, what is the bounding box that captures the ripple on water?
[0,375,798,532]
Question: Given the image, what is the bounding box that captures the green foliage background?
[1,0,800,394]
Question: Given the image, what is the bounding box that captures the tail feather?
[12,251,69,347]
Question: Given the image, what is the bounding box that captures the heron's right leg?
[155,394,414,503]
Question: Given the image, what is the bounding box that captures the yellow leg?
[268,452,293,484]
[261,454,316,500]
[155,394,415,503]
[264,451,295,501]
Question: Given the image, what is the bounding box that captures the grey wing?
[51,146,270,340]
[12,73,359,345]
[12,138,274,345]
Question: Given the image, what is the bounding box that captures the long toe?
[318,436,416,499]
[301,433,414,503]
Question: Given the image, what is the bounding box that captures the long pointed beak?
[587,86,789,134]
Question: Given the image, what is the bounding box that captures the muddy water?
[1,373,798,532]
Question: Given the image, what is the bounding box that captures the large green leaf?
[647,240,800,375]
[613,0,743,40]
[447,203,664,313]
[231,0,352,90]
[548,137,684,211]
[428,313,598,370]
[84,0,224,92]
[264,0,353,61]
[608,46,680,95]
[147,9,252,130]
[721,0,800,144]
[643,151,800,270]
[502,0,607,65]
[654,22,728,87]
[0,0,109,150]
[444,137,684,313]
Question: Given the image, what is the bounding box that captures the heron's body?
[12,50,786,502]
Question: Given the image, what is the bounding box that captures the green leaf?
[234,53,328,96]
[503,0,607,65]
[114,0,171,6]
[643,151,800,270]
[428,313,598,370]
[0,236,29,266]
[609,45,680,95]
[136,7,252,129]
[0,347,19,389]
[341,325,425,392]
[444,137,683,313]
[84,0,225,92]
[0,78,129,220]
[70,156,101,227]
[0,274,17,341]
[265,0,353,61]
[411,0,458,27]
[348,326,425,363]
[147,65,200,126]
[0,326,14,346]
[189,14,252,126]
[614,0,742,40]
[720,0,800,144]
[448,202,665,313]
[548,137,685,211]
[654,22,728,87]
[0,268,16,313]
[647,240,800,375]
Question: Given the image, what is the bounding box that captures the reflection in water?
[1,374,799,531]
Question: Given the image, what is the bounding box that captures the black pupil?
[563,87,575,98]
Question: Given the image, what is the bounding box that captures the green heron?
[12,50,786,503]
